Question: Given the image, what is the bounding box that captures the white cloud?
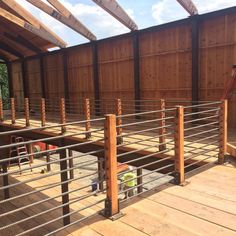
[151,0,236,24]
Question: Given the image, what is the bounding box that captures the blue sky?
[17,0,236,47]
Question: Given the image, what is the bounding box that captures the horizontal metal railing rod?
[0,127,104,151]
[185,154,218,170]
[184,145,219,162]
[0,176,105,218]
[118,148,175,177]
[0,137,104,164]
[16,199,105,236]
[118,157,175,185]
[117,139,174,158]
[0,149,104,177]
[117,124,174,138]
[184,127,219,139]
[184,108,220,117]
[117,116,174,128]
[184,114,219,124]
[117,131,173,148]
[0,157,101,191]
[184,121,219,132]
[119,171,175,203]
[184,101,221,109]
[0,117,105,137]
[0,165,101,204]
[119,165,175,195]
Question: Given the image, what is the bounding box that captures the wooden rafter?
[1,0,67,48]
[47,0,71,17]
[3,32,43,53]
[92,0,138,31]
[26,0,96,41]
[176,0,198,15]
[0,8,66,49]
[0,41,24,58]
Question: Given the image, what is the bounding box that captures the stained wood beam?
[0,41,24,58]
[92,0,138,31]
[1,0,67,48]
[176,0,198,15]
[0,8,66,48]
[26,0,96,41]
[4,32,43,53]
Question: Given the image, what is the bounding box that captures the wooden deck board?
[1,162,236,235]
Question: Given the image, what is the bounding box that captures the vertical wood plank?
[104,114,119,217]
[6,62,14,98]
[137,168,143,194]
[46,143,51,172]
[22,60,29,98]
[174,106,185,185]
[40,56,46,98]
[68,149,74,180]
[219,99,228,164]
[84,98,91,139]
[10,98,16,124]
[159,99,166,151]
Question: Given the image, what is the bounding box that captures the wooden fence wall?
[10,7,236,128]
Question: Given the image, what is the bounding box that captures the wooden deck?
[1,159,236,236]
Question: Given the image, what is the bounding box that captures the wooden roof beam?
[1,0,67,48]
[176,0,198,15]
[26,0,96,41]
[0,8,66,49]
[4,32,43,53]
[0,41,24,58]
[92,0,138,31]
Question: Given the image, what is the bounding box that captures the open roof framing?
[0,0,199,61]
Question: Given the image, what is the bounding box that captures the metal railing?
[0,97,227,235]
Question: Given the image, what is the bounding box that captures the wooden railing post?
[46,143,51,172]
[10,98,16,124]
[0,98,3,122]
[116,98,123,144]
[24,98,30,127]
[174,106,185,185]
[159,99,166,151]
[104,114,119,217]
[219,100,228,164]
[84,98,91,139]
[41,98,46,127]
[60,98,66,134]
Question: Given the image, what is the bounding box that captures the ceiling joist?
[0,8,66,49]
[92,0,138,31]
[176,0,198,15]
[0,41,24,58]
[2,0,66,48]
[4,32,43,53]
[26,0,96,41]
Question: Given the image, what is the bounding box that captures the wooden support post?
[97,157,104,191]
[0,98,3,122]
[6,62,14,98]
[60,98,66,134]
[46,143,51,172]
[24,98,30,127]
[59,140,70,226]
[10,98,15,124]
[137,168,143,194]
[2,163,10,199]
[159,99,166,151]
[104,114,119,217]
[84,98,91,139]
[28,142,34,163]
[40,56,46,98]
[22,60,29,98]
[68,149,74,180]
[116,98,123,144]
[41,98,46,126]
[174,106,185,185]
[219,100,228,164]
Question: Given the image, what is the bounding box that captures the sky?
[16,0,236,47]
